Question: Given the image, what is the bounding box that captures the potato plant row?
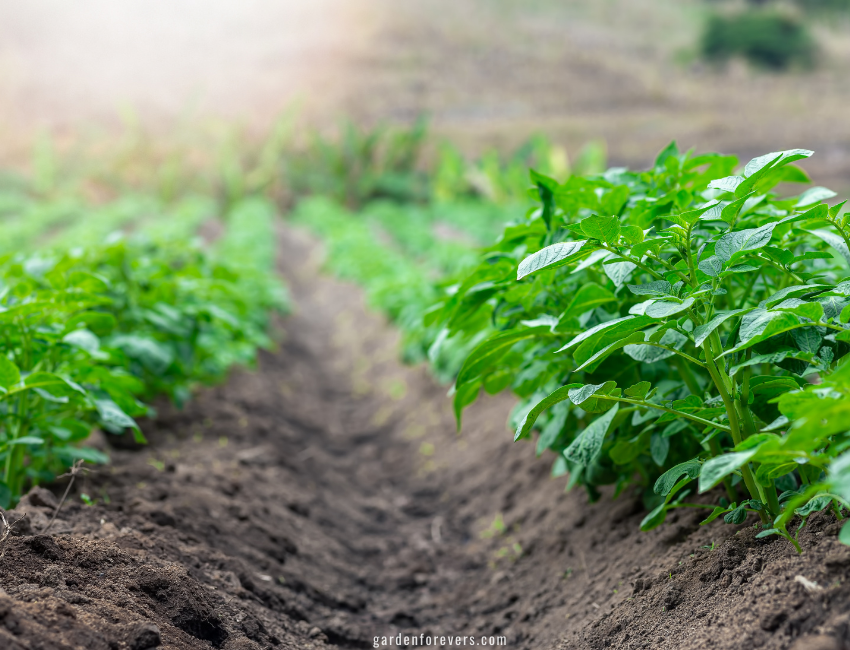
[432,144,850,550]
[0,197,286,507]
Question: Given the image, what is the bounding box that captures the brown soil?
[2,227,850,650]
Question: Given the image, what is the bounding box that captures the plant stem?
[600,244,666,281]
[600,396,732,433]
[764,480,781,517]
[702,341,769,523]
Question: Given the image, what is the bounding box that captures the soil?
[2,227,850,650]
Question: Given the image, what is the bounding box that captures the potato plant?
[437,144,850,550]
[0,198,286,507]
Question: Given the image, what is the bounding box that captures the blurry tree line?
[701,0,849,70]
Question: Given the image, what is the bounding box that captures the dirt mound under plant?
[1,227,849,650]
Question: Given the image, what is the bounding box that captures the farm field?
[2,2,850,650]
[3,217,850,650]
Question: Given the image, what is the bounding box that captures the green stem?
[646,252,690,285]
[601,395,731,433]
[765,480,781,517]
[702,340,769,523]
[648,345,706,369]
[600,244,666,281]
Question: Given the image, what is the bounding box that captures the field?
[2,2,850,650]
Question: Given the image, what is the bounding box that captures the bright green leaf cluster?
[431,142,850,549]
[0,198,287,507]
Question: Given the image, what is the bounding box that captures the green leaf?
[558,315,654,353]
[724,501,750,524]
[109,335,174,374]
[55,446,110,465]
[641,476,693,531]
[755,463,798,485]
[698,256,723,278]
[708,176,744,194]
[627,281,671,296]
[796,186,837,208]
[764,284,829,309]
[456,326,550,388]
[514,384,582,442]
[453,381,480,431]
[650,432,669,466]
[773,298,824,322]
[564,404,619,466]
[693,309,750,347]
[729,351,789,377]
[655,141,679,168]
[791,326,823,354]
[581,215,621,244]
[640,502,668,532]
[720,193,757,224]
[620,225,644,245]
[568,383,607,406]
[699,450,757,492]
[808,229,850,267]
[531,169,557,231]
[517,241,589,279]
[95,398,141,434]
[3,436,45,447]
[738,309,799,346]
[624,381,651,399]
[18,372,85,399]
[63,329,101,355]
[610,436,643,464]
[700,505,730,525]
[795,495,833,518]
[839,521,850,546]
[602,260,636,287]
[574,331,645,372]
[715,223,777,262]
[654,459,702,496]
[743,149,813,179]
[65,311,116,337]
[645,297,695,319]
[0,356,21,389]
[561,282,617,319]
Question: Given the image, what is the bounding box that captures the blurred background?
[1,0,849,188]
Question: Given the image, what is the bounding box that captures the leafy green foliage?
[0,197,286,507]
[701,9,816,70]
[436,141,850,549]
[285,118,430,208]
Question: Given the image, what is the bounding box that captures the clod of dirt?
[824,550,850,568]
[127,622,162,650]
[19,486,58,510]
[662,582,684,610]
[135,566,228,647]
[25,535,63,560]
[2,509,32,536]
[39,565,65,588]
[720,543,745,570]
[760,610,788,632]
